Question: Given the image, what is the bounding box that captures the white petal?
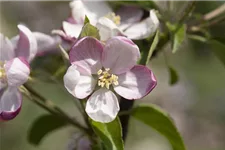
[70,0,87,24]
[74,75,96,99]
[63,21,83,39]
[123,10,159,40]
[5,57,30,87]
[96,17,122,41]
[64,65,80,97]
[117,6,143,30]
[85,88,119,123]
[0,34,15,61]
[70,0,112,24]
[64,64,96,99]
[150,10,160,27]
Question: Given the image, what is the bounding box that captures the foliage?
[1,1,224,150]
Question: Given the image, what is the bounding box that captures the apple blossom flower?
[64,36,157,123]
[0,24,37,120]
[53,0,159,41]
[11,28,63,56]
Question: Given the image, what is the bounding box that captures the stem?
[190,14,225,32]
[22,83,91,135]
[78,99,92,129]
[203,3,225,21]
[190,3,225,32]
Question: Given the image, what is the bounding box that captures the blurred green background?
[0,1,225,150]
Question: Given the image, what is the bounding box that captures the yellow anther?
[0,61,7,81]
[97,69,103,75]
[114,81,119,86]
[97,68,119,89]
[105,12,121,25]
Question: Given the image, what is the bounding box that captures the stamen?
[97,68,119,89]
[0,61,7,82]
[97,69,103,75]
[105,12,121,25]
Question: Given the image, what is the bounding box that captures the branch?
[203,3,225,21]
[22,83,92,135]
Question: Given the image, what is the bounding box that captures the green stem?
[22,83,91,135]
[77,99,92,129]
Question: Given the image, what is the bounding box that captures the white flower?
[0,24,37,120]
[64,36,157,123]
[54,0,159,41]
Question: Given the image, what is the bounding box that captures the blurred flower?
[0,24,37,120]
[53,0,159,41]
[64,36,157,123]
[11,27,63,56]
[67,133,91,150]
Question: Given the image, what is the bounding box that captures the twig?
[203,3,225,21]
[190,14,225,32]
[22,83,91,135]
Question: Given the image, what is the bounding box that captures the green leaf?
[138,31,159,65]
[109,1,158,10]
[132,104,186,150]
[146,30,160,64]
[90,117,124,150]
[187,34,208,43]
[28,114,69,145]
[168,66,179,85]
[208,40,225,66]
[84,15,90,25]
[172,24,186,53]
[78,23,100,40]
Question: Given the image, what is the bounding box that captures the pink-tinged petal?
[16,24,37,62]
[33,32,62,55]
[70,37,103,74]
[123,10,159,40]
[114,65,157,99]
[63,21,83,39]
[102,36,140,75]
[117,6,143,30]
[51,29,75,43]
[96,17,122,41]
[64,64,81,97]
[0,87,22,120]
[85,88,119,123]
[0,34,15,61]
[5,57,30,87]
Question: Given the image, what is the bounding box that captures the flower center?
[97,68,119,89]
[0,61,7,82]
[105,12,121,25]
